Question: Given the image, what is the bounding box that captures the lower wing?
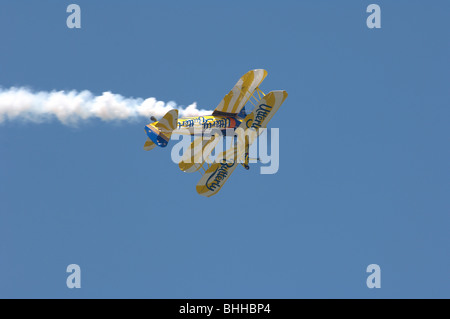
[196,161,238,197]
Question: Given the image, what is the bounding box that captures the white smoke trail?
[0,87,212,125]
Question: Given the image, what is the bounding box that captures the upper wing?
[243,90,288,131]
[212,69,267,116]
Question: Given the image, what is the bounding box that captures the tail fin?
[144,109,179,148]
[154,109,179,133]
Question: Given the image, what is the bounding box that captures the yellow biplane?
[144,69,288,197]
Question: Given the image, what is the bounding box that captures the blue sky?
[0,1,449,298]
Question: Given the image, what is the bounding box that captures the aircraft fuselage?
[173,115,241,135]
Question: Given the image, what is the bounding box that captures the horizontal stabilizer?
[143,137,156,151]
